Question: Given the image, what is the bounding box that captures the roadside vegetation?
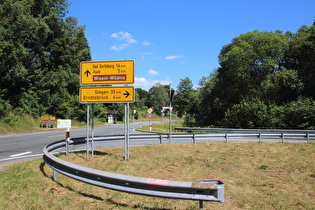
[0,111,171,134]
[1,142,314,209]
[1,0,315,131]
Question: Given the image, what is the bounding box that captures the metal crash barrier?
[43,136,224,209]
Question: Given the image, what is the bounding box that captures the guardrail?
[174,127,315,134]
[43,135,225,209]
[43,131,314,209]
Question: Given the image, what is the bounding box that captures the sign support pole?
[124,102,130,160]
[169,84,173,143]
[86,104,90,159]
[91,104,95,157]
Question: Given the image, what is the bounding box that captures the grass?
[1,142,314,209]
[0,114,83,134]
[136,118,183,133]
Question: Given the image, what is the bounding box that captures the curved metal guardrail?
[43,131,314,207]
[43,135,224,205]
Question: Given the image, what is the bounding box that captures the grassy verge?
[136,118,183,133]
[0,114,90,134]
[1,142,314,209]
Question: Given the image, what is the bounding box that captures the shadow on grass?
[40,158,170,210]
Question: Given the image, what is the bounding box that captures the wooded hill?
[1,0,314,129]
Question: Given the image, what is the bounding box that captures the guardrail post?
[66,127,70,156]
[53,170,58,181]
[306,133,310,143]
[199,200,203,210]
[159,134,162,144]
[259,133,262,143]
[281,133,284,143]
[193,133,196,143]
[225,133,228,143]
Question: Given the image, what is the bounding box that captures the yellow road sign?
[80,86,134,103]
[80,60,134,85]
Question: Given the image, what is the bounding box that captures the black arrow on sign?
[123,91,130,98]
[84,70,91,77]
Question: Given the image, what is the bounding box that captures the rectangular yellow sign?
[80,86,134,103]
[80,60,134,85]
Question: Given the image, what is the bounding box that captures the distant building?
[107,110,119,124]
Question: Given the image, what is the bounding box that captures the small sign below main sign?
[80,86,135,103]
[80,60,134,85]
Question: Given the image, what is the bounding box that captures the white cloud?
[110,44,129,51]
[110,31,137,51]
[135,77,172,90]
[148,69,158,75]
[142,41,152,46]
[165,55,182,60]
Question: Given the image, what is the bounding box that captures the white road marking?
[0,153,42,162]
[10,151,32,157]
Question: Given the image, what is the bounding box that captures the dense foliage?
[194,25,315,129]
[0,0,91,121]
[0,0,314,129]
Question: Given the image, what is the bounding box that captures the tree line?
[1,0,314,129]
[179,24,315,129]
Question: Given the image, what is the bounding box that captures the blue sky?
[67,0,315,90]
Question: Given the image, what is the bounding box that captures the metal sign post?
[91,104,95,157]
[124,103,130,160]
[86,104,90,159]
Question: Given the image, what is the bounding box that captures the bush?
[0,97,12,118]
[221,98,284,129]
[283,97,315,129]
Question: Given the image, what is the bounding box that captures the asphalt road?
[0,121,153,164]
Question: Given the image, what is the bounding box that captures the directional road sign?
[80,60,134,85]
[80,86,134,103]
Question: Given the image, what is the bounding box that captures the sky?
[67,0,315,90]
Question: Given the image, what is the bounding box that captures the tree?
[198,30,290,126]
[221,98,285,129]
[173,77,196,117]
[261,69,304,104]
[283,97,315,129]
[0,0,91,119]
[134,88,148,109]
[285,25,315,98]
[147,83,169,116]
[218,30,289,100]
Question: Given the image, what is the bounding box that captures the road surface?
[0,121,153,166]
